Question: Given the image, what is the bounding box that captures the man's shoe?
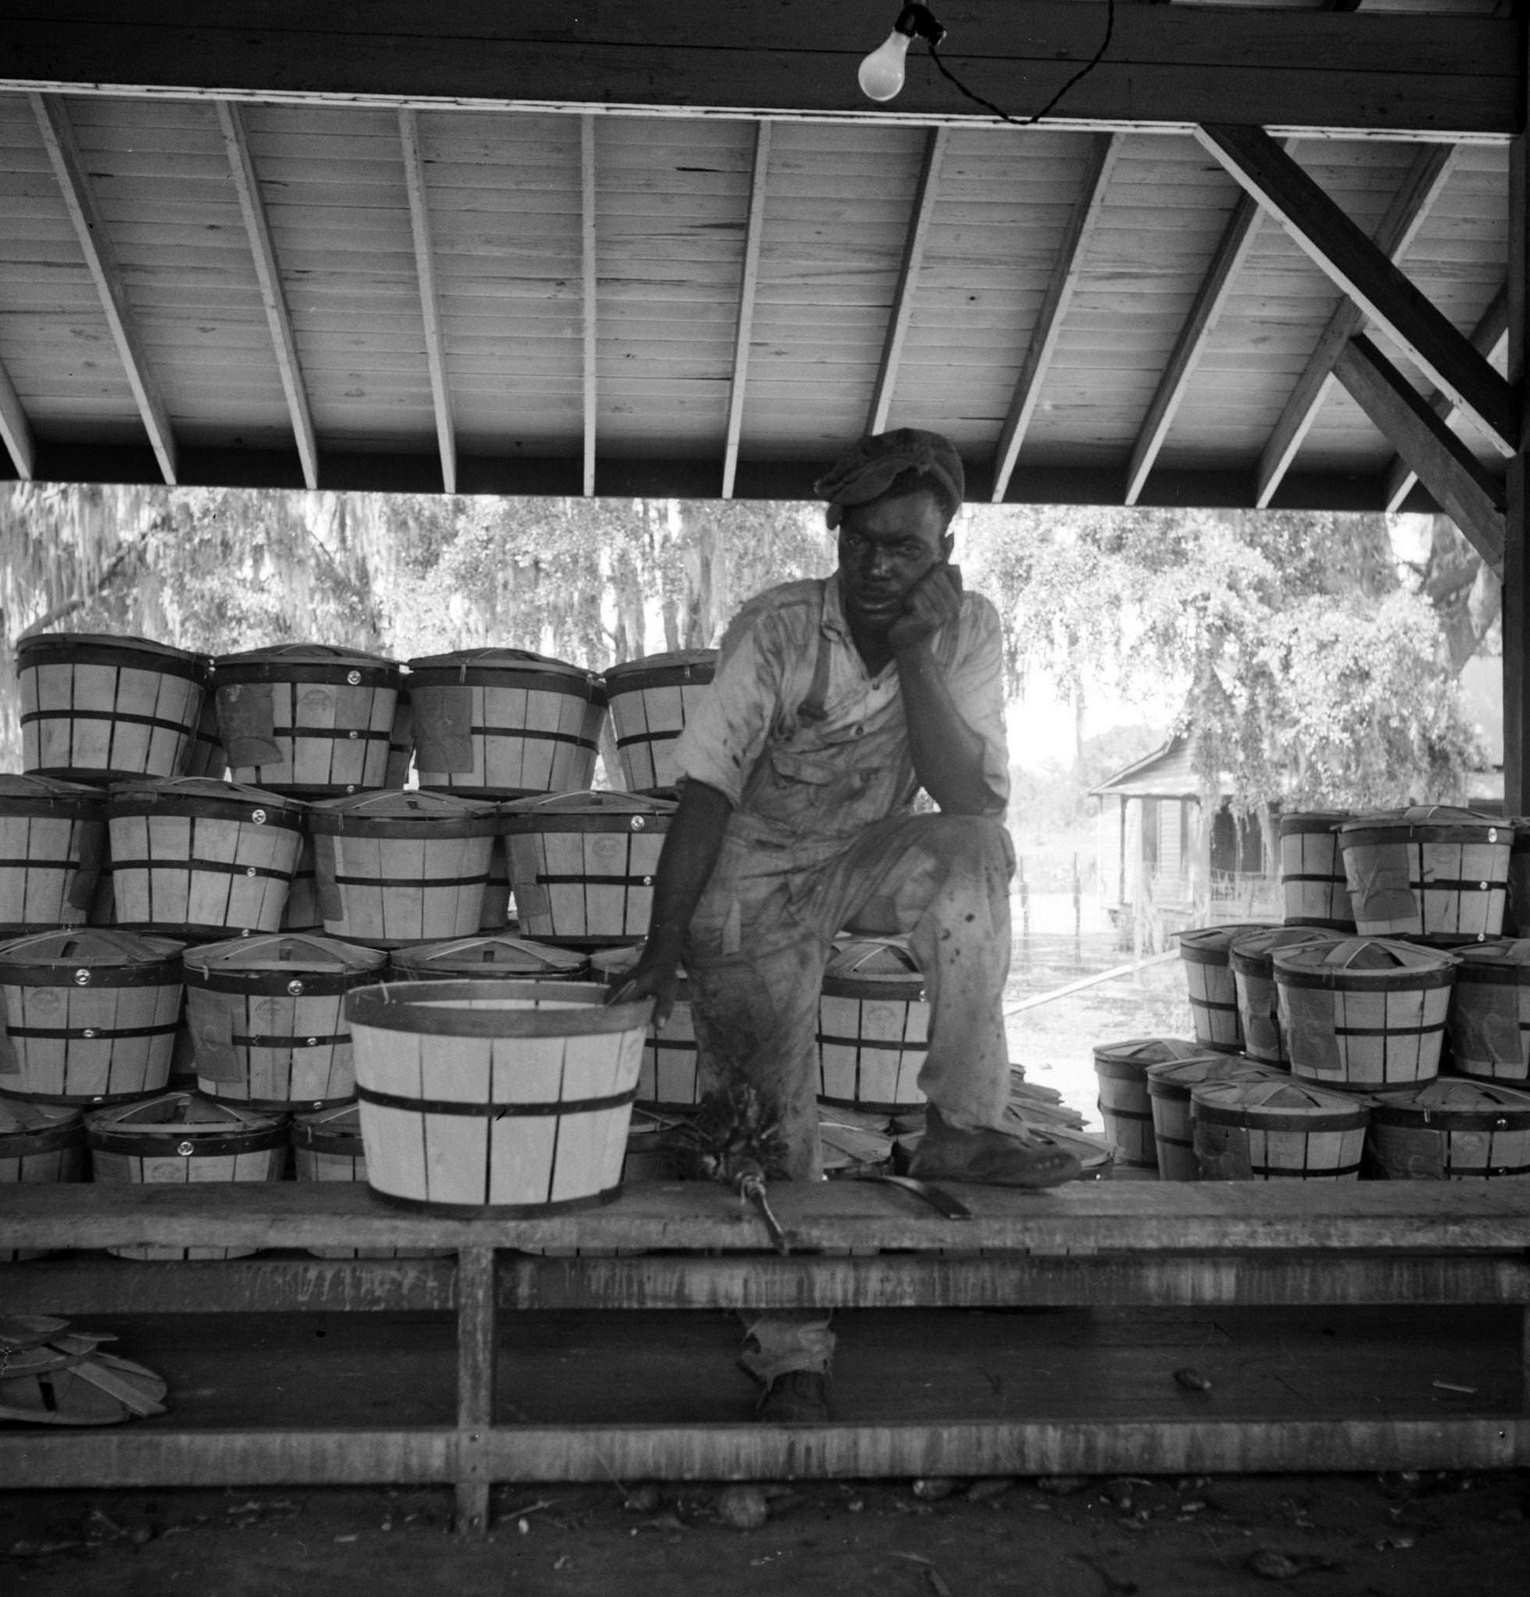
[755,1369,831,1423]
[908,1108,1083,1189]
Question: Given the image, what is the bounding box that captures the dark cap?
[812,427,965,529]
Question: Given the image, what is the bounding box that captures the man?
[614,428,1081,1422]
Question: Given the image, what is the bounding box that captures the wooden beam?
[0,4,1513,137]
[30,92,177,485]
[581,113,597,498]
[399,108,456,496]
[0,353,35,479]
[216,99,318,492]
[991,133,1120,504]
[1504,118,1529,817]
[1124,191,1264,506]
[1384,286,1509,514]
[867,127,947,437]
[721,119,770,501]
[1255,142,1457,508]
[1332,334,1504,576]
[1196,124,1516,459]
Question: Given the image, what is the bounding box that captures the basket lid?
[307,788,499,836]
[603,649,718,687]
[499,789,677,831]
[0,1099,83,1136]
[0,773,108,815]
[291,1101,362,1140]
[1177,922,1276,961]
[17,632,203,669]
[213,642,397,671]
[85,1091,285,1134]
[1369,1075,1530,1128]
[391,935,589,978]
[0,927,184,973]
[1228,925,1345,973]
[1272,935,1457,981]
[106,775,305,816]
[406,646,587,675]
[1144,1054,1277,1094]
[1338,805,1508,843]
[1277,811,1352,834]
[183,932,387,978]
[1450,937,1530,979]
[1092,1037,1211,1068]
[1190,1075,1369,1121]
[823,936,922,986]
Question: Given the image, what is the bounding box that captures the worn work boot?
[908,1106,1083,1189]
[756,1369,832,1423]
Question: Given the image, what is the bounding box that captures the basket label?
[186,992,242,1081]
[412,686,474,772]
[217,683,282,767]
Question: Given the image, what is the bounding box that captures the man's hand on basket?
[606,942,681,1029]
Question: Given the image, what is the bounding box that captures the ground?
[4,1469,1529,1596]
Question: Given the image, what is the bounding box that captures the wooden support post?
[453,1245,497,1536]
[1506,78,1529,817]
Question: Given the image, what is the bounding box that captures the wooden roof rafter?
[399,108,456,497]
[721,119,771,501]
[1254,142,1458,509]
[1384,284,1509,514]
[867,126,948,437]
[30,91,178,486]
[216,99,319,493]
[991,132,1122,504]
[581,113,597,498]
[1196,123,1516,461]
[0,357,34,480]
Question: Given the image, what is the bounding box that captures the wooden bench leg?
[454,1245,497,1536]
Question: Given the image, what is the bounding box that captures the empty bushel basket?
[602,649,718,795]
[347,979,650,1214]
[1092,1037,1218,1177]
[86,1091,287,1260]
[1191,1076,1370,1181]
[1278,811,1355,930]
[1366,1077,1530,1181]
[1339,806,1510,944]
[106,777,305,938]
[501,790,674,946]
[19,633,206,784]
[307,789,500,948]
[1274,935,1456,1094]
[407,649,605,799]
[1229,925,1344,1068]
[590,946,701,1109]
[0,775,107,936]
[0,928,184,1105]
[183,931,386,1110]
[1145,1054,1282,1182]
[1445,938,1530,1084]
[1178,923,1275,1053]
[212,644,401,796]
[816,936,928,1113]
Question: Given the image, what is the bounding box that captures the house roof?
[1090,733,1205,800]
[0,1,1517,529]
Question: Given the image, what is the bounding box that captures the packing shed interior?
[0,0,1526,805]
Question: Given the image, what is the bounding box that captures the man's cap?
[812,427,965,529]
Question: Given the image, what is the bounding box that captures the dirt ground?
[4,1469,1528,1597]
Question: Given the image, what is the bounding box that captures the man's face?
[836,488,952,633]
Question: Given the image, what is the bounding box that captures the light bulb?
[858,30,911,102]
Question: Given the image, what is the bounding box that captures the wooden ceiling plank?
[867,127,947,438]
[0,354,36,478]
[217,99,319,492]
[991,133,1121,504]
[0,5,1514,138]
[581,113,596,498]
[399,108,456,496]
[1123,190,1264,507]
[1196,124,1516,460]
[1384,284,1509,513]
[1254,143,1457,509]
[30,91,178,485]
[1333,334,1503,576]
[722,119,770,500]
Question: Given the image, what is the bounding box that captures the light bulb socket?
[894,4,946,47]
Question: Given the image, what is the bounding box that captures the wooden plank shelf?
[2,1179,1528,1535]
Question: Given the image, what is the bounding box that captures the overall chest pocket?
[750,743,885,828]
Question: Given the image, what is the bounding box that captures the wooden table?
[3,1178,1528,1534]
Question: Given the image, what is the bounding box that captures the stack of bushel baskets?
[1092,803,1530,1183]
[0,634,738,1245]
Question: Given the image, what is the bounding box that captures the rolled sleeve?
[671,609,784,807]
